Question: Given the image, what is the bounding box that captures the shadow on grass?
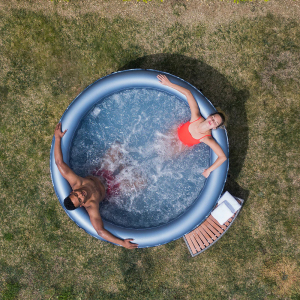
[116,247,190,299]
[0,260,23,300]
[119,54,250,202]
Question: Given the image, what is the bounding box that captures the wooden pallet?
[183,197,244,257]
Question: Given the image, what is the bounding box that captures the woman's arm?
[202,137,227,178]
[157,74,201,121]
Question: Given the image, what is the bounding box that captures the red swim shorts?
[93,169,120,197]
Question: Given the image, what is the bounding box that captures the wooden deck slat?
[203,220,221,237]
[191,231,205,249]
[188,233,201,252]
[208,215,226,229]
[185,234,197,254]
[209,215,227,230]
[228,216,234,222]
[186,233,198,254]
[206,217,224,233]
[194,228,210,247]
[201,224,217,241]
[236,199,242,205]
[224,213,237,226]
[198,226,213,244]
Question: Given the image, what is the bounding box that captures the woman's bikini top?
[177,116,211,147]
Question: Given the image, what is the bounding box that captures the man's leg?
[100,141,125,172]
[120,167,147,191]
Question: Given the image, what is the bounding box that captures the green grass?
[0,1,300,299]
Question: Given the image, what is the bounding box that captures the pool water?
[70,88,210,229]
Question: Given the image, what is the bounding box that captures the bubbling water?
[70,88,210,228]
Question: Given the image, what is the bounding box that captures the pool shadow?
[119,54,249,202]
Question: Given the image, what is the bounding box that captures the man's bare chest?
[83,177,104,201]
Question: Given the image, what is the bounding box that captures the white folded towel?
[211,202,234,225]
[211,191,242,225]
[218,191,241,213]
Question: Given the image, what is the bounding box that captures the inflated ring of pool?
[50,69,229,248]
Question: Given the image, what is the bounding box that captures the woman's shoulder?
[190,115,203,123]
[200,131,212,139]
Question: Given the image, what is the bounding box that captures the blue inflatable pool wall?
[50,69,229,248]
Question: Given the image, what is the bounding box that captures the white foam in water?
[91,107,101,117]
[70,88,210,229]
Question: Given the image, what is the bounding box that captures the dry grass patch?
[262,258,300,298]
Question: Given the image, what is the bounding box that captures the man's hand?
[122,239,139,249]
[55,123,67,140]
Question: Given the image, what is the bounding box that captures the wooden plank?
[226,213,237,225]
[201,223,217,241]
[188,233,201,252]
[194,228,210,247]
[185,233,198,254]
[208,215,227,230]
[206,217,224,233]
[198,226,213,244]
[191,230,205,249]
[235,198,242,205]
[209,215,227,230]
[185,234,197,255]
[203,220,221,237]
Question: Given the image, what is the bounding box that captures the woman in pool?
[157,74,227,178]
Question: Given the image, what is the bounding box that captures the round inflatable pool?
[50,69,229,248]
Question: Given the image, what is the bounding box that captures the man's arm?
[86,204,138,249]
[54,123,82,188]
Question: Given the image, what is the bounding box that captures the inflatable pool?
[50,69,229,248]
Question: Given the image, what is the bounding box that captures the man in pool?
[54,123,138,249]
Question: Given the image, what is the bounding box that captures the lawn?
[0,0,299,299]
